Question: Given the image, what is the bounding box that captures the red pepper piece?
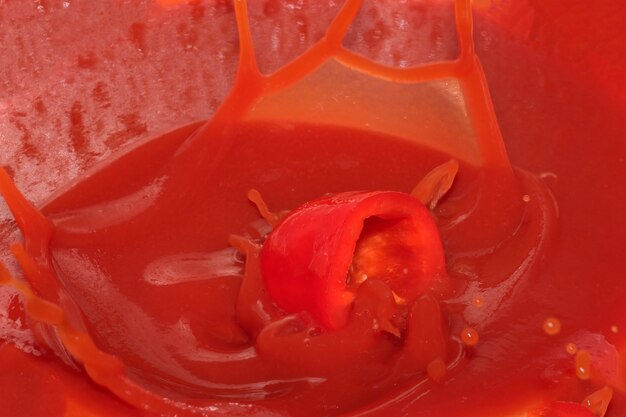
[260,191,446,330]
[530,401,596,417]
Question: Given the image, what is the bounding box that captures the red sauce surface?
[1,1,626,417]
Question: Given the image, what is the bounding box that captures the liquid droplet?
[426,357,447,382]
[575,349,592,380]
[372,319,380,332]
[543,317,561,335]
[461,327,479,347]
[308,327,321,337]
[610,325,619,334]
[565,342,578,355]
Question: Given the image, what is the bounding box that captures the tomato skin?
[260,191,445,330]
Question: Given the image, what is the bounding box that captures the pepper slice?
[260,191,446,330]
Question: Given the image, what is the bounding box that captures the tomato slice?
[260,191,446,330]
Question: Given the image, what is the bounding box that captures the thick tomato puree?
[1,1,626,417]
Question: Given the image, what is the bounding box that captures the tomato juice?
[1,1,625,417]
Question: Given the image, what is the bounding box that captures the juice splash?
[1,1,625,417]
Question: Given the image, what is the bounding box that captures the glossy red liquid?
[1,1,625,417]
